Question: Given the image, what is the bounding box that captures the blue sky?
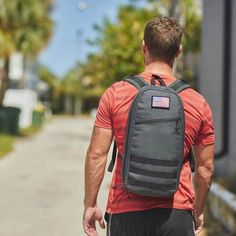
[39,0,135,77]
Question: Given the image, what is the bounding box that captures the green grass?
[20,125,41,137]
[0,134,15,158]
[0,124,43,158]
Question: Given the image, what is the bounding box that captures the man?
[83,17,214,236]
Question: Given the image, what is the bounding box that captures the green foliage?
[39,65,61,95]
[80,5,158,96]
[79,0,201,99]
[0,0,54,106]
[61,67,81,96]
[0,0,54,57]
[20,125,41,137]
[40,65,82,97]
[182,0,201,53]
[39,65,64,113]
[39,65,84,113]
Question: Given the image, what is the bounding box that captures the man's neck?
[144,61,173,76]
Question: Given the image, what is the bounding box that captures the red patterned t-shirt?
[94,72,215,214]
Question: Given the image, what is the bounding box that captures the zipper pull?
[175,120,179,132]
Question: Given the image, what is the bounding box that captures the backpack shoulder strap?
[108,75,148,173]
[108,141,117,172]
[169,79,195,172]
[169,79,190,93]
[123,75,149,90]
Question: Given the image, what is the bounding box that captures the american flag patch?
[152,96,170,109]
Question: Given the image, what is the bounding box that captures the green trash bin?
[0,106,21,135]
[32,110,44,127]
[0,106,8,133]
[5,107,21,135]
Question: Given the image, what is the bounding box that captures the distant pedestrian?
[83,17,214,236]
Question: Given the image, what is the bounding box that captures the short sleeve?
[194,100,215,145]
[94,87,114,129]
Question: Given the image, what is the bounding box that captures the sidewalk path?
[0,116,111,236]
[0,116,209,236]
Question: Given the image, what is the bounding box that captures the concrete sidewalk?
[0,116,209,236]
[0,116,111,236]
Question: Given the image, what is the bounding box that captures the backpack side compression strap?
[107,75,148,172]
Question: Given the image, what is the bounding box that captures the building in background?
[199,0,236,175]
[3,54,42,128]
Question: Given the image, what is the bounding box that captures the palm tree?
[0,0,54,105]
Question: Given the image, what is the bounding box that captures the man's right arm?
[193,144,214,235]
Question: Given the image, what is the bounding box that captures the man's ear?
[175,44,182,58]
[142,40,147,54]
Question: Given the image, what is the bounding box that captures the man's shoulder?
[183,86,207,103]
[181,87,212,118]
[103,79,136,96]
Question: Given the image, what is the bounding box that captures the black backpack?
[108,74,194,197]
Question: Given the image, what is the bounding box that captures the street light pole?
[74,28,83,115]
[77,1,87,11]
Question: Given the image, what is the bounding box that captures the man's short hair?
[144,17,183,64]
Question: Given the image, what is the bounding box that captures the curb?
[208,183,236,235]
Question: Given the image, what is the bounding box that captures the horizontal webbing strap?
[128,179,177,191]
[129,166,177,179]
[131,155,178,167]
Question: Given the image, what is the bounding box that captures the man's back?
[95,72,214,214]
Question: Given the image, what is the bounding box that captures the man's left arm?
[192,100,215,235]
[83,126,113,236]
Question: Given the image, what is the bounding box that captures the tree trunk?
[169,0,185,78]
[169,0,179,17]
[0,57,10,106]
[74,95,82,115]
